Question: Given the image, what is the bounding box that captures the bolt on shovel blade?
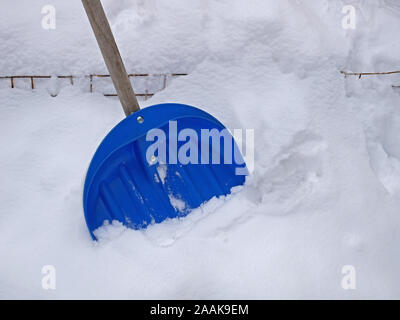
[83,103,248,240]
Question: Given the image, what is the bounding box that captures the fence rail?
[0,73,188,99]
[340,70,400,79]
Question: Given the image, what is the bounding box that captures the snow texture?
[1,0,400,299]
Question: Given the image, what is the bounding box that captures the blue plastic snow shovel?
[82,0,248,240]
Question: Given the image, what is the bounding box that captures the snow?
[1,0,400,299]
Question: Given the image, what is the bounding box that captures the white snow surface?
[1,0,400,299]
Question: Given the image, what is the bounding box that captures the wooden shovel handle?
[82,0,140,116]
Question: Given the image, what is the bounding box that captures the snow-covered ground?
[1,0,400,299]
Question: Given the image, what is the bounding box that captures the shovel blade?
[83,104,247,239]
